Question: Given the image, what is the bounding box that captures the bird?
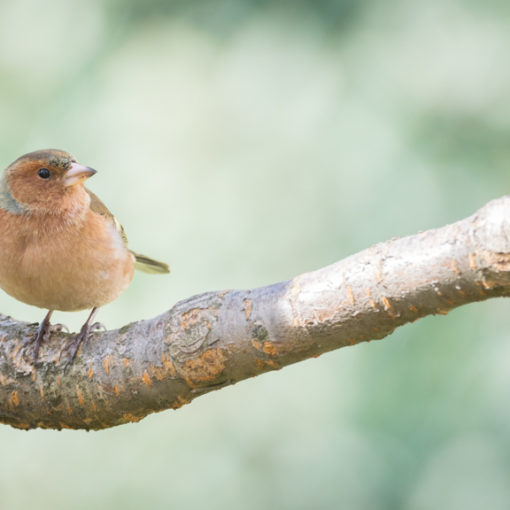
[0,149,169,364]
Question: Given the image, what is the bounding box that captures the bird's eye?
[38,168,51,179]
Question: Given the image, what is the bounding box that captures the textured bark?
[1,196,510,430]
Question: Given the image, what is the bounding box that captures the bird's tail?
[131,251,170,274]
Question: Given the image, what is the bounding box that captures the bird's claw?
[64,330,89,370]
[30,326,49,362]
[26,319,69,362]
[89,322,106,333]
[29,311,54,362]
[50,323,70,334]
[63,308,101,369]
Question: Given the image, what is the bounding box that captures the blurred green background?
[1,0,510,508]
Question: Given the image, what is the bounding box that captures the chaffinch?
[0,149,169,363]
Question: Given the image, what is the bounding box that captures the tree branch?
[1,196,510,430]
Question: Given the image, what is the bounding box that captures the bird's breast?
[0,209,134,311]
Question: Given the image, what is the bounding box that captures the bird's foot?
[50,323,70,334]
[31,323,50,362]
[26,321,69,362]
[89,322,106,333]
[63,307,101,369]
[65,323,92,368]
[27,310,54,362]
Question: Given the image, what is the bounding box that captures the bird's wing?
[86,188,169,274]
[86,188,128,245]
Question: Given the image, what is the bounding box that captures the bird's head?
[1,149,96,214]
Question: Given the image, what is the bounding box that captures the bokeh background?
[1,0,510,508]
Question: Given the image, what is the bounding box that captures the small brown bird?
[0,149,169,363]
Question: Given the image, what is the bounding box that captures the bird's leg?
[66,307,100,365]
[33,310,53,361]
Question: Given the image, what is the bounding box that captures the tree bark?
[1,196,510,430]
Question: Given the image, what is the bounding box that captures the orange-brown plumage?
[0,149,169,363]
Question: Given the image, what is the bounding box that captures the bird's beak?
[63,162,97,187]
